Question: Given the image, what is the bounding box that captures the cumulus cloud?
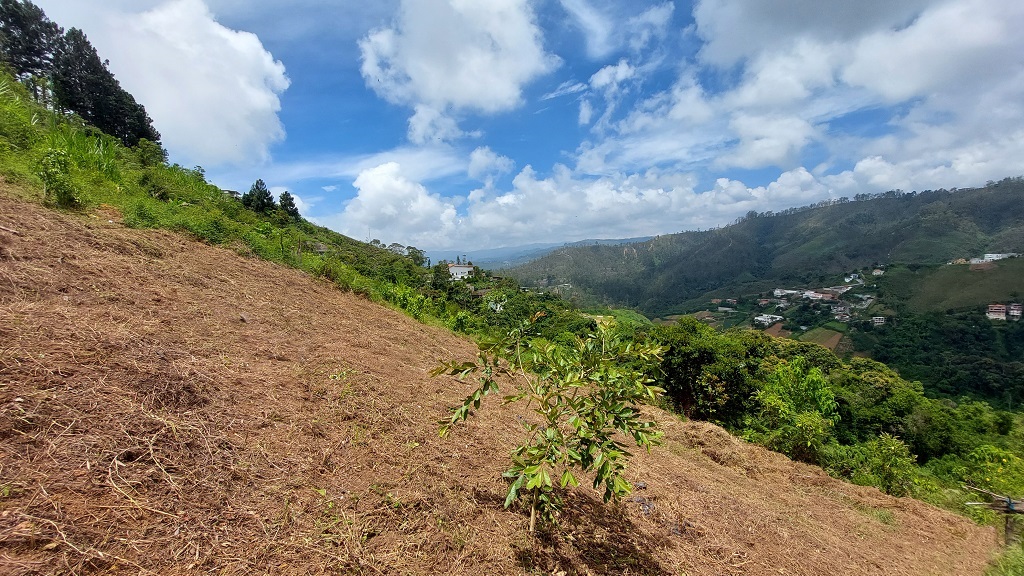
[467,147,514,183]
[36,0,289,167]
[359,0,558,142]
[590,60,635,91]
[721,114,816,169]
[693,0,935,67]
[327,163,459,247]
[842,0,1023,103]
[315,161,856,250]
[570,0,1024,192]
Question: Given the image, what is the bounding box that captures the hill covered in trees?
[0,0,159,147]
[508,181,1024,317]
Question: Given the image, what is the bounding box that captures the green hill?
[875,258,1024,314]
[508,181,1024,317]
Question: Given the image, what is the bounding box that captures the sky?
[33,0,1024,251]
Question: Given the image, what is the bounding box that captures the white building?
[754,314,784,327]
[447,264,474,280]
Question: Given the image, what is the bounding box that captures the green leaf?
[504,475,525,508]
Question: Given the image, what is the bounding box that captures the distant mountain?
[507,179,1024,317]
[430,236,653,269]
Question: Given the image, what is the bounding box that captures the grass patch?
[986,545,1024,576]
[799,327,843,350]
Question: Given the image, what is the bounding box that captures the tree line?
[0,0,159,147]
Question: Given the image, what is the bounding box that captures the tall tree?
[278,190,300,220]
[0,0,61,79]
[51,27,160,147]
[242,179,275,214]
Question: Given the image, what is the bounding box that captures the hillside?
[508,180,1024,317]
[0,186,1001,574]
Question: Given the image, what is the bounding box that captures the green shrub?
[435,319,664,532]
[37,148,81,208]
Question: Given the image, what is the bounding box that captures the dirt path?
[0,193,998,575]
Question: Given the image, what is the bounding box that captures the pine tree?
[278,190,300,220]
[0,0,61,79]
[242,179,275,214]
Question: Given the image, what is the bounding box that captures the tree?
[743,357,839,463]
[50,27,159,146]
[406,246,426,267]
[434,318,664,532]
[0,0,61,80]
[242,178,275,214]
[278,190,300,220]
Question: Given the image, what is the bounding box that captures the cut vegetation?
[0,189,1001,575]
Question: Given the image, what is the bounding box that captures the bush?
[37,148,81,208]
[822,434,918,496]
[435,319,665,532]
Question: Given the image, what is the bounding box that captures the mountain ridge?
[508,180,1024,316]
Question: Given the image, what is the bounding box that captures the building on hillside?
[872,316,887,326]
[832,304,851,318]
[987,304,1007,321]
[1009,303,1022,320]
[754,314,784,327]
[872,269,885,276]
[447,263,474,280]
[984,253,1020,262]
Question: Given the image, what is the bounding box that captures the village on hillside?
[675,253,1021,354]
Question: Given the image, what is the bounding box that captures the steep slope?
[0,188,999,575]
[509,180,1024,316]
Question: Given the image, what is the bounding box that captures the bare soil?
[763,323,791,338]
[0,191,999,575]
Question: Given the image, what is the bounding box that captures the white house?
[447,264,474,280]
[754,314,784,327]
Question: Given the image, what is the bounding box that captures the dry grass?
[0,190,1001,575]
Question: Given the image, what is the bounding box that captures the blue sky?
[35,0,1024,251]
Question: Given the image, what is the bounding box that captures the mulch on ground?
[0,191,999,575]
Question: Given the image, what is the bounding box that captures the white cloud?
[842,0,1023,103]
[693,0,935,67]
[468,147,514,183]
[264,145,466,185]
[407,105,474,145]
[579,100,594,125]
[541,80,588,101]
[325,162,458,247]
[359,0,558,142]
[590,60,635,91]
[36,0,289,167]
[558,0,615,58]
[313,161,853,250]
[560,1,675,58]
[721,114,816,169]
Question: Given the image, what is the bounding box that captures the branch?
[0,224,22,236]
